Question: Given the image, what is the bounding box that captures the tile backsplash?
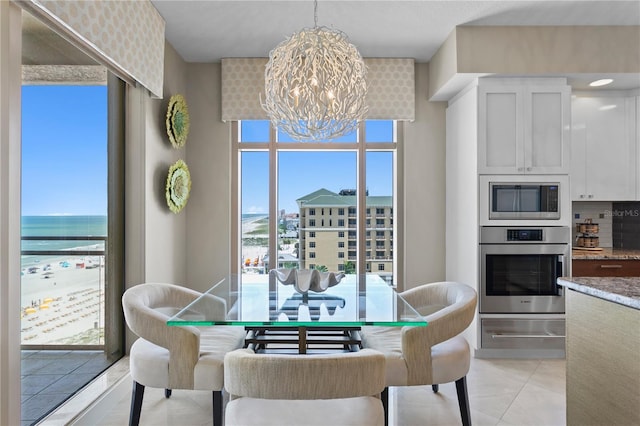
[572,201,613,247]
[612,202,640,249]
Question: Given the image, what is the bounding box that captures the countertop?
[558,277,640,310]
[571,248,640,260]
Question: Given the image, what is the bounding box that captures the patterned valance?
[222,58,415,122]
[19,0,165,98]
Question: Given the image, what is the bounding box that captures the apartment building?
[297,188,393,282]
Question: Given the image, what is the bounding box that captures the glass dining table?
[167,272,427,354]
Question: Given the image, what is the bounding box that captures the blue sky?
[21,88,392,217]
[22,85,108,216]
[240,121,394,215]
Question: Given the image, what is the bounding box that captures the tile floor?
[90,357,566,426]
[21,350,113,426]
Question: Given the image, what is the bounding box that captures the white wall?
[445,84,480,348]
[403,63,448,288]
[185,63,233,293]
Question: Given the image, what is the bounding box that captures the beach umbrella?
[43,297,54,303]
[25,307,37,315]
[39,304,49,310]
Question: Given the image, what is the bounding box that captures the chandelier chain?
[314,0,318,28]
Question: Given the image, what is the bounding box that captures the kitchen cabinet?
[571,95,637,201]
[572,258,640,277]
[478,80,571,175]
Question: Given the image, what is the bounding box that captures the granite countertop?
[571,248,640,260]
[558,277,640,310]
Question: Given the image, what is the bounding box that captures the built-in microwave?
[489,182,560,220]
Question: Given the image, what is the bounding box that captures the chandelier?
[262,0,368,141]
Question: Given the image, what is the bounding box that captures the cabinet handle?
[517,167,524,172]
[526,167,532,171]
[579,194,585,198]
[588,194,594,198]
[600,264,623,269]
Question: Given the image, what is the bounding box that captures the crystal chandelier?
[262,0,368,141]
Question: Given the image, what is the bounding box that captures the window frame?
[231,121,404,288]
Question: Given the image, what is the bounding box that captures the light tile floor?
[92,357,566,426]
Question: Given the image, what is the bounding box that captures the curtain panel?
[221,58,415,122]
[18,0,165,98]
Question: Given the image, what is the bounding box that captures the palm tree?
[343,261,356,275]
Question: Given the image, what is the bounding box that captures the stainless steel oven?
[480,226,569,314]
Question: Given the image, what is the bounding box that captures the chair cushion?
[359,327,408,386]
[130,337,170,389]
[193,326,247,390]
[432,335,470,385]
[130,326,246,391]
[225,396,384,426]
[360,327,470,386]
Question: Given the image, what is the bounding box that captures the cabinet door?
[525,86,571,174]
[478,86,523,174]
[572,96,636,201]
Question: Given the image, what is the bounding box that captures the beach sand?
[20,258,104,345]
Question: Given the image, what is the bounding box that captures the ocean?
[21,215,107,268]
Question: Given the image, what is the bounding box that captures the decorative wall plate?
[165,159,191,213]
[166,94,190,148]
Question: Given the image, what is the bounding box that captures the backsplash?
[572,201,613,247]
[612,202,640,249]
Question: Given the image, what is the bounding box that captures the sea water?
[21,215,107,268]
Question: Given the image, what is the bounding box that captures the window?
[378,264,385,271]
[309,264,315,270]
[376,231,385,238]
[376,241,385,247]
[376,250,385,258]
[338,264,345,271]
[235,120,399,284]
[376,208,385,215]
[310,242,316,248]
[338,252,344,258]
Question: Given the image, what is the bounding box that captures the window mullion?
[357,122,367,277]
[268,124,278,272]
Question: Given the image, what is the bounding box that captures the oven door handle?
[556,254,566,296]
[491,333,566,339]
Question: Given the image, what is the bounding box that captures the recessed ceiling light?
[589,78,613,87]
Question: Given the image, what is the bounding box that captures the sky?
[240,121,394,215]
[21,88,392,217]
[22,85,108,216]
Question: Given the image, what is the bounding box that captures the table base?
[244,326,362,354]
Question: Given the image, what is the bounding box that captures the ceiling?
[150,0,640,91]
[21,1,640,91]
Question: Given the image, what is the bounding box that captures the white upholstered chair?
[122,283,246,426]
[223,348,387,426]
[360,281,477,426]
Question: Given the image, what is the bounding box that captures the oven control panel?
[506,229,543,241]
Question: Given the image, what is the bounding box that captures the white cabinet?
[571,95,637,201]
[478,81,571,174]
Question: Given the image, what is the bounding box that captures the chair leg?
[165,388,172,398]
[129,381,145,426]
[212,390,223,426]
[455,376,472,426]
[432,384,439,393]
[381,387,389,426]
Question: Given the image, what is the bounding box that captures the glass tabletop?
[167,273,427,327]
